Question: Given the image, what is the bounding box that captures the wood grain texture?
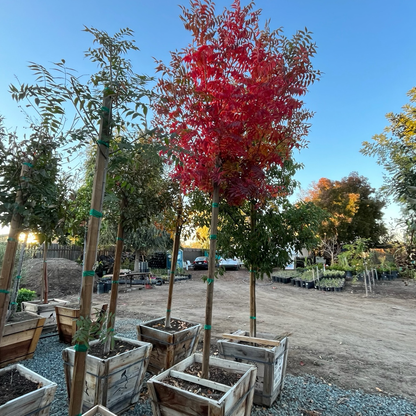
[147,353,256,416]
[218,331,289,407]
[0,313,45,368]
[137,317,201,374]
[63,336,152,414]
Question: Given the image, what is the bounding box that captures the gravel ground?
[21,318,416,416]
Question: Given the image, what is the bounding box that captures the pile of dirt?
[21,258,82,298]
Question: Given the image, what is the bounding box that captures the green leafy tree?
[361,87,416,205]
[304,173,387,257]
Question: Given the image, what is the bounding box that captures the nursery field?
[88,268,416,403]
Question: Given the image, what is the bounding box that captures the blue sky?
[1,0,415,225]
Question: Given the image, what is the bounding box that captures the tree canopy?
[361,87,416,207]
[304,172,387,248]
[154,0,320,205]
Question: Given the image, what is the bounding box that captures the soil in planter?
[6,311,41,323]
[0,369,40,406]
[147,318,195,333]
[162,363,242,400]
[88,339,138,359]
[184,363,242,386]
[163,375,225,400]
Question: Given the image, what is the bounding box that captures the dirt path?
[92,269,416,402]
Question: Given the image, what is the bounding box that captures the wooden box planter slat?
[137,317,202,374]
[0,312,46,368]
[147,352,257,416]
[0,364,57,416]
[55,303,108,344]
[218,331,289,407]
[62,336,152,414]
[22,298,69,333]
[82,404,117,416]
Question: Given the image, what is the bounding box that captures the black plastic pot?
[304,281,315,289]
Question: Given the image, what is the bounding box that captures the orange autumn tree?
[154,0,320,377]
[304,173,386,263]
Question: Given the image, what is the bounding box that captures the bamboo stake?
[249,202,256,338]
[366,267,372,293]
[42,241,48,304]
[104,207,125,354]
[166,203,183,328]
[69,94,112,416]
[0,161,31,341]
[7,232,28,320]
[202,184,219,379]
[363,269,368,297]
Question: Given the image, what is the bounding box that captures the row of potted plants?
[315,277,345,292]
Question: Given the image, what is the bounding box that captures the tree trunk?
[202,184,219,379]
[0,161,31,342]
[134,251,140,272]
[166,203,183,328]
[104,207,125,355]
[69,94,112,416]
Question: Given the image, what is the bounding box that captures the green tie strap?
[207,278,214,284]
[74,344,88,352]
[250,316,256,320]
[204,325,211,330]
[112,281,119,284]
[15,275,22,279]
[90,209,103,218]
[83,270,95,277]
[212,203,219,207]
[0,290,9,294]
[23,162,33,168]
[101,106,110,113]
[7,237,16,242]
[209,235,217,240]
[117,237,124,241]
[97,139,110,147]
[166,309,171,312]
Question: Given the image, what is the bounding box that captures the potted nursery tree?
[137,191,202,374]
[193,163,325,405]
[0,120,79,367]
[147,1,321,414]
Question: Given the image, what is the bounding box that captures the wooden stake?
[249,202,256,338]
[366,267,372,293]
[202,184,219,379]
[42,241,49,304]
[0,162,31,342]
[8,232,28,319]
[363,269,368,297]
[104,207,125,354]
[69,94,112,416]
[166,203,183,328]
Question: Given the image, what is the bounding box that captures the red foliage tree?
[154,0,320,376]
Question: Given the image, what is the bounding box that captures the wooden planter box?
[147,352,257,416]
[55,303,108,344]
[82,404,117,416]
[0,311,46,368]
[62,336,152,414]
[21,298,69,333]
[137,317,202,374]
[218,331,289,407]
[0,364,57,416]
